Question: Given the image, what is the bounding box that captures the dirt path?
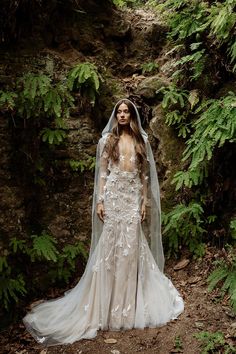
[1,249,235,354]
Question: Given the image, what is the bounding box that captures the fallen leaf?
[195,321,204,329]
[122,77,132,82]
[188,276,201,284]
[104,338,117,344]
[174,259,190,270]
[224,307,236,318]
[179,280,187,286]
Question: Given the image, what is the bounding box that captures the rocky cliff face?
[0,1,182,250]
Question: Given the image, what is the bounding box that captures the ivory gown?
[23,140,184,346]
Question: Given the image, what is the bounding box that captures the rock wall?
[0,2,184,252]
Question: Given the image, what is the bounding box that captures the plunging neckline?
[118,138,136,172]
[118,136,136,158]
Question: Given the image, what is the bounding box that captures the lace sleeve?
[140,158,149,206]
[97,149,109,204]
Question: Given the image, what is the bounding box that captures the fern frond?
[31,232,58,262]
[0,275,26,309]
[162,201,205,257]
[207,266,229,291]
[0,256,8,273]
[67,62,102,105]
[9,238,26,253]
[208,246,236,312]
[0,90,17,110]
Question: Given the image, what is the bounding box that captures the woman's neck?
[120,125,131,136]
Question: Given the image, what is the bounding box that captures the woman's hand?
[141,202,146,222]
[97,203,105,222]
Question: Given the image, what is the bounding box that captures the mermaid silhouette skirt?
[23,167,184,346]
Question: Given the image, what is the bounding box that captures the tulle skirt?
[23,169,184,346]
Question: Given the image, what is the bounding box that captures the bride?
[23,99,184,346]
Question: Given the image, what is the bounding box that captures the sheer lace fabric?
[23,144,184,346]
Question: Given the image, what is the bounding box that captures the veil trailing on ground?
[90,99,165,272]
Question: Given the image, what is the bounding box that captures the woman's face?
[116,103,131,126]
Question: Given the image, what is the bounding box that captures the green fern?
[9,238,26,253]
[141,62,159,74]
[207,0,236,41]
[0,275,26,309]
[164,0,209,41]
[30,232,59,262]
[0,256,8,272]
[159,85,193,138]
[112,0,138,7]
[185,92,236,164]
[230,219,236,240]
[172,166,208,190]
[194,331,234,354]
[159,85,189,109]
[0,232,88,309]
[173,92,236,190]
[67,62,102,105]
[69,156,96,173]
[87,156,96,170]
[49,242,88,282]
[162,202,206,257]
[112,0,126,6]
[172,48,206,81]
[229,40,236,71]
[165,110,191,138]
[0,90,17,110]
[208,246,236,312]
[62,243,88,269]
[69,159,87,173]
[41,128,67,145]
[159,0,236,73]
[158,0,187,11]
[17,73,74,120]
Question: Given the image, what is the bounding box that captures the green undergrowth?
[0,61,102,186]
[151,1,236,314]
[207,244,236,313]
[162,202,206,258]
[0,232,88,311]
[194,331,236,354]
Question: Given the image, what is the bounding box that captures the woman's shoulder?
[99,133,114,144]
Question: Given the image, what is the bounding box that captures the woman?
[23,99,184,346]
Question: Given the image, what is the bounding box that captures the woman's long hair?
[105,99,147,166]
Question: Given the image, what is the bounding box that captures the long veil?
[90,99,164,272]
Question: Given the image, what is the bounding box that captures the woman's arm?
[97,148,109,222]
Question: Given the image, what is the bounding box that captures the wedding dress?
[23,100,184,346]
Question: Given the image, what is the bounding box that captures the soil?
[1,247,235,354]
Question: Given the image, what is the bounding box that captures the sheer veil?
[90,99,165,272]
